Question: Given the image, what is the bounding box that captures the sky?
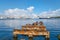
[0,0,60,18]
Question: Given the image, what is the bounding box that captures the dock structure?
[13,21,50,40]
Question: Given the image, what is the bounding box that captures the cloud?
[5,8,27,15]
[4,6,38,18]
[39,9,60,18]
[27,6,34,12]
[2,6,60,18]
[4,8,29,18]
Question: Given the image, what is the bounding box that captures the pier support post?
[45,35,49,40]
[29,37,33,40]
[13,34,17,40]
[45,38,49,40]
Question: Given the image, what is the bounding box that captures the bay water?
[0,18,60,40]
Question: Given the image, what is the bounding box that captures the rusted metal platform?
[13,21,50,40]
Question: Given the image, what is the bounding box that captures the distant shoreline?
[0,18,60,20]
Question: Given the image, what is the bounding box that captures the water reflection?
[4,19,36,29]
[0,19,60,30]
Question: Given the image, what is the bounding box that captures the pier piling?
[13,34,17,40]
[29,37,33,40]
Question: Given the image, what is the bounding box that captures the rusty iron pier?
[13,21,50,40]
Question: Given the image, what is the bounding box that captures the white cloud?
[27,6,34,12]
[4,6,38,18]
[2,6,60,18]
[4,8,28,18]
[31,14,38,18]
[39,9,60,18]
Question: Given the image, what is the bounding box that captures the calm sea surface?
[0,18,60,40]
